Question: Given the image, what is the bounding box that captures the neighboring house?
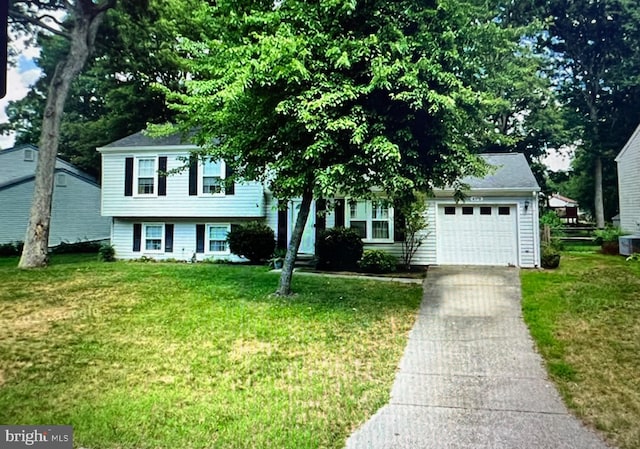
[99,131,541,267]
[615,123,640,235]
[549,193,580,224]
[0,144,111,246]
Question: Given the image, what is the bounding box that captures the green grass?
[0,254,422,449]
[521,252,640,449]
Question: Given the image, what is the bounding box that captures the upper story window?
[24,148,35,161]
[136,157,157,195]
[201,160,224,195]
[55,173,67,187]
[347,200,393,242]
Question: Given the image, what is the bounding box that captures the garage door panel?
[437,205,517,266]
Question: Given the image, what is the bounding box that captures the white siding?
[617,138,640,234]
[0,174,110,246]
[101,152,266,218]
[112,219,247,262]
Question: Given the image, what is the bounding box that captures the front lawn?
[0,255,422,449]
[521,252,640,449]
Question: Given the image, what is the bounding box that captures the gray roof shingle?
[103,131,196,148]
[463,153,540,190]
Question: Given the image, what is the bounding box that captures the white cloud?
[543,146,574,172]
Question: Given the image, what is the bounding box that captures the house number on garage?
[469,197,484,202]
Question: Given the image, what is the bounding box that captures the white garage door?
[437,204,518,266]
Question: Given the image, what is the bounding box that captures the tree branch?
[8,8,70,38]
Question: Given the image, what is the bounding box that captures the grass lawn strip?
[0,255,421,449]
[521,252,640,449]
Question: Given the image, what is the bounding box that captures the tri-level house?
[0,144,110,246]
[99,132,541,267]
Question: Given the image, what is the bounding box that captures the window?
[498,206,511,215]
[462,206,474,215]
[346,200,393,242]
[444,206,456,215]
[480,206,492,215]
[55,173,67,187]
[201,160,225,195]
[144,224,164,252]
[24,149,35,161]
[371,201,390,239]
[349,201,367,238]
[208,224,230,253]
[136,158,156,195]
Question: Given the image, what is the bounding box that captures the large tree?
[160,0,534,295]
[9,0,117,268]
[3,0,202,176]
[508,0,640,226]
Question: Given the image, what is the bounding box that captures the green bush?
[51,240,101,254]
[227,221,275,263]
[593,226,623,244]
[98,243,116,262]
[541,244,561,269]
[316,227,363,271]
[358,249,397,274]
[0,241,23,257]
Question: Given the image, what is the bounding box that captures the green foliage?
[50,241,101,254]
[98,243,116,262]
[396,192,430,269]
[316,227,363,271]
[0,242,23,257]
[541,244,561,269]
[540,210,564,230]
[226,222,276,263]
[593,227,624,245]
[358,250,397,274]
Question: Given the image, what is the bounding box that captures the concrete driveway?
[345,266,610,449]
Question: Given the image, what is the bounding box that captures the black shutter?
[165,224,174,253]
[124,157,134,197]
[158,156,167,196]
[315,199,326,243]
[196,224,205,253]
[225,162,235,195]
[189,155,198,196]
[133,223,142,252]
[394,209,406,242]
[334,199,345,228]
[277,201,288,249]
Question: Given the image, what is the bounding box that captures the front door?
[289,200,316,254]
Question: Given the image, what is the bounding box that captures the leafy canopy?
[158,0,534,201]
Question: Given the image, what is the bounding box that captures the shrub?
[98,243,116,262]
[227,221,276,263]
[316,227,363,271]
[359,249,397,273]
[593,227,623,244]
[0,241,22,257]
[541,244,561,269]
[51,240,101,254]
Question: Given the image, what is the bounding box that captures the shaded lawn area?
[0,255,422,449]
[521,252,640,449]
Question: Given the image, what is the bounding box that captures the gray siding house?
[99,132,541,267]
[0,144,110,246]
[616,123,640,235]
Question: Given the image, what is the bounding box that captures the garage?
[437,203,519,266]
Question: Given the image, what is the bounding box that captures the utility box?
[619,236,640,256]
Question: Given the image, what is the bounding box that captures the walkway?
[345,266,610,449]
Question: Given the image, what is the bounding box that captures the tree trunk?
[18,2,112,268]
[594,156,605,229]
[276,187,313,296]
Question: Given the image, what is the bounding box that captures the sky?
[0,46,573,172]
